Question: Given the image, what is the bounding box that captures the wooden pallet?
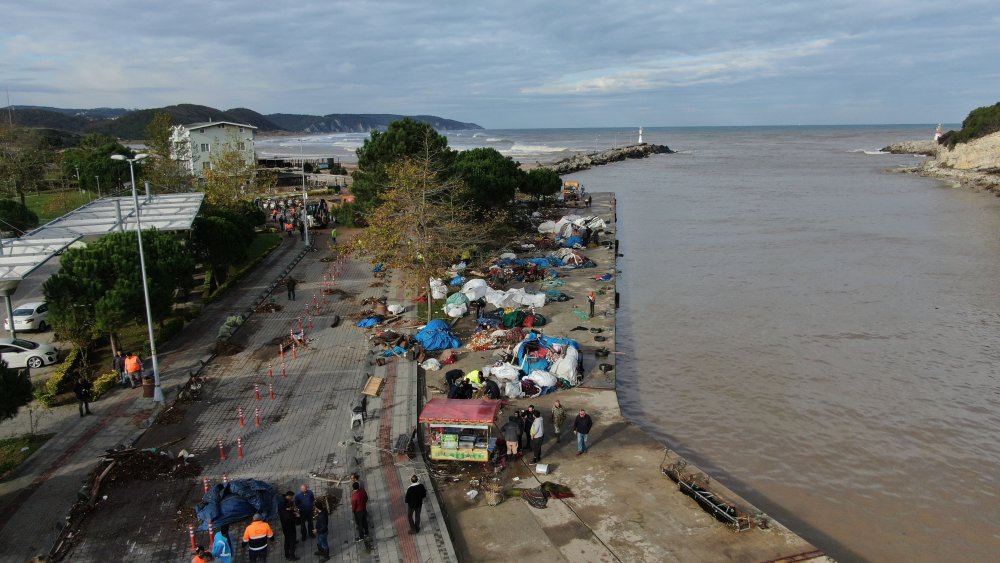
[362,376,385,397]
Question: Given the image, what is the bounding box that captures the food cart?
[418,398,502,463]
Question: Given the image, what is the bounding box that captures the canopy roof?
[419,398,502,425]
[0,192,204,284]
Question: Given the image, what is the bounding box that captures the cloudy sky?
[2,0,998,128]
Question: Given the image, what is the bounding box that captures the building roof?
[0,192,204,284]
[184,121,258,131]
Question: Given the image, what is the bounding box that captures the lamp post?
[300,144,310,248]
[111,153,164,403]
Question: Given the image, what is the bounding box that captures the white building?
[170,121,257,178]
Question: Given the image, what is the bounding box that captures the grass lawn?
[0,434,53,478]
[243,232,282,265]
[415,299,450,322]
[23,190,100,223]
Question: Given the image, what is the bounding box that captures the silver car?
[0,338,60,369]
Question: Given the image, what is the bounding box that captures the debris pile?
[102,447,202,485]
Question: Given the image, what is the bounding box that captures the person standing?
[124,352,143,388]
[73,377,93,417]
[211,524,233,563]
[404,475,427,534]
[501,415,520,460]
[278,491,299,560]
[587,291,597,318]
[242,513,274,563]
[286,277,297,301]
[112,350,127,388]
[298,221,305,241]
[529,410,545,463]
[294,484,315,541]
[313,502,330,561]
[574,409,594,455]
[550,400,566,443]
[350,481,370,542]
[330,227,337,246]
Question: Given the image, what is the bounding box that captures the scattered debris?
[256,302,283,313]
[155,406,186,425]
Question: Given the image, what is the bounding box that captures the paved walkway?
[0,236,308,561]
[61,240,456,561]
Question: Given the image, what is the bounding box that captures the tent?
[414,319,461,350]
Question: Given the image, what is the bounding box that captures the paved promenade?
[61,236,456,561]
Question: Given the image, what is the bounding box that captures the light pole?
[111,153,164,403]
[300,144,310,248]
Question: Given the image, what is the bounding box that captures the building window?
[203,161,211,171]
[200,143,209,152]
[237,142,246,151]
[239,127,245,133]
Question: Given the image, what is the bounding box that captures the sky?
[2,0,999,128]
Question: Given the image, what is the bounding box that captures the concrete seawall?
[427,192,829,562]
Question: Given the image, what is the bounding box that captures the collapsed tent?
[414,319,461,350]
[196,479,279,531]
[513,333,582,385]
[485,287,546,309]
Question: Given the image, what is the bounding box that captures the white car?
[0,338,60,369]
[3,302,51,332]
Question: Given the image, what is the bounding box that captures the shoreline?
[424,193,828,562]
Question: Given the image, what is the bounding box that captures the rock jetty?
[549,143,673,174]
[881,139,939,156]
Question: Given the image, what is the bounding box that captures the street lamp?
[111,153,164,403]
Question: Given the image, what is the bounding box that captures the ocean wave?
[506,143,570,154]
[485,137,512,143]
[864,150,889,155]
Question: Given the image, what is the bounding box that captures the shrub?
[92,370,121,399]
[159,317,185,342]
[333,202,362,227]
[941,101,1000,148]
[43,347,80,396]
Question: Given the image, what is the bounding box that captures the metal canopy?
[0,192,204,283]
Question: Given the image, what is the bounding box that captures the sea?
[259,126,1000,562]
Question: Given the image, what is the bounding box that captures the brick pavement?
[0,236,307,561]
[63,244,457,562]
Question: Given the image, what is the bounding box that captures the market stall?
[419,398,502,462]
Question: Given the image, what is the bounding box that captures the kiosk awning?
[419,398,502,425]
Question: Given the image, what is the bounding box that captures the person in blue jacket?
[211,524,233,563]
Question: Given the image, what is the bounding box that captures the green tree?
[0,125,49,205]
[0,199,39,235]
[190,215,248,291]
[0,361,33,421]
[352,118,455,209]
[44,230,194,355]
[140,112,190,192]
[202,137,275,207]
[453,147,524,208]
[61,133,130,193]
[520,167,562,200]
[350,141,500,295]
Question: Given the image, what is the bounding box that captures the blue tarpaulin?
[561,235,585,248]
[414,319,461,350]
[357,316,383,328]
[449,276,466,286]
[196,479,279,531]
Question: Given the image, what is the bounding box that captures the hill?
[266,112,482,132]
[3,104,482,139]
[938,101,1000,148]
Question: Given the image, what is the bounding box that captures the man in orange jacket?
[124,352,143,388]
[242,513,274,562]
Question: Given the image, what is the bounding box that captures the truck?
[305,200,330,228]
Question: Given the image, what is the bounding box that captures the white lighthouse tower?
[638,126,644,144]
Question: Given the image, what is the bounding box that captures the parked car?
[0,338,60,369]
[3,301,51,332]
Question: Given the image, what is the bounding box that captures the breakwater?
[548,143,673,174]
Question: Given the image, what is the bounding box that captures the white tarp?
[488,362,521,382]
[504,380,524,398]
[429,278,447,299]
[444,302,468,318]
[537,221,557,234]
[460,278,488,301]
[549,346,581,385]
[524,370,557,388]
[485,287,546,309]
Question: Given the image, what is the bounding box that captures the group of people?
[111,350,145,388]
[192,473,427,562]
[499,401,594,465]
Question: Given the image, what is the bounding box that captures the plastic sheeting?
[489,362,521,381]
[429,278,447,299]
[460,278,489,301]
[414,319,461,350]
[549,345,581,385]
[524,370,557,388]
[444,302,468,318]
[196,479,279,531]
[485,287,546,309]
[446,292,470,306]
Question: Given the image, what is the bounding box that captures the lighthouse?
[638,127,643,144]
[934,124,943,141]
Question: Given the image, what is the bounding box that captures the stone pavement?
[0,235,308,561]
[64,240,456,562]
